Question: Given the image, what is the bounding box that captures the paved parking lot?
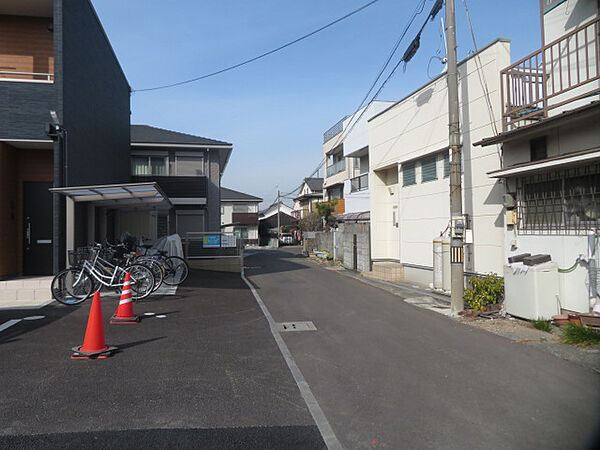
[0,269,325,449]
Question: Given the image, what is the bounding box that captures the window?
[444,152,450,178]
[131,156,167,176]
[234,227,249,239]
[421,155,438,182]
[233,203,250,213]
[175,154,204,176]
[402,162,416,186]
[517,164,600,234]
[157,215,168,238]
[530,137,547,162]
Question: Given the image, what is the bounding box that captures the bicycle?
[135,242,189,286]
[51,244,154,305]
[104,241,165,292]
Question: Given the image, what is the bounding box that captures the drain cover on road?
[277,321,317,332]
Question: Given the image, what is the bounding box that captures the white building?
[368,39,510,286]
[220,187,262,245]
[292,178,323,219]
[475,1,600,315]
[322,101,395,215]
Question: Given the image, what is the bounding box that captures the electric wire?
[133,0,381,92]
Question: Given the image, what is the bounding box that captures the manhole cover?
[277,321,317,332]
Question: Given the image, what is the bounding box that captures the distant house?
[258,203,297,246]
[129,124,232,242]
[220,187,263,245]
[293,177,323,219]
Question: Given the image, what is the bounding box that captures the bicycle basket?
[68,247,94,267]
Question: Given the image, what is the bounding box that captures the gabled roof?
[303,177,323,192]
[131,125,232,147]
[221,187,263,202]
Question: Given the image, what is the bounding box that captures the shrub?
[463,273,504,311]
[532,319,552,333]
[560,323,600,347]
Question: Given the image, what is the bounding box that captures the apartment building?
[368,39,509,286]
[322,101,394,216]
[475,0,600,314]
[220,187,262,245]
[0,0,130,276]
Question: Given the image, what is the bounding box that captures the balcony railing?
[326,159,346,177]
[501,16,600,131]
[323,116,347,143]
[0,70,54,82]
[350,173,369,192]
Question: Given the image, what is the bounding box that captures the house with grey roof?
[293,178,323,219]
[220,187,263,245]
[128,124,233,241]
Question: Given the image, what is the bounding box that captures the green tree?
[316,199,338,228]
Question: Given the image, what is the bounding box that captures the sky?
[91,0,541,208]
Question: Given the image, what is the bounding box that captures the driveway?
[0,269,325,449]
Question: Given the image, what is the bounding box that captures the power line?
[133,0,381,93]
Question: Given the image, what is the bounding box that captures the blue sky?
[91,0,540,207]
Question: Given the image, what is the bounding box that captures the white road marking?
[144,312,156,316]
[155,315,166,319]
[23,316,45,321]
[241,267,343,450]
[0,319,22,333]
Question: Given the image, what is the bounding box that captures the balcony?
[0,15,55,83]
[232,212,259,225]
[501,16,600,131]
[326,159,346,177]
[350,173,368,192]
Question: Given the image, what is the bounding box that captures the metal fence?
[184,232,243,258]
[501,16,600,130]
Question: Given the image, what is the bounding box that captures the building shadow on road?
[0,304,78,345]
[243,248,311,278]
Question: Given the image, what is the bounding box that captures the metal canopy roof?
[49,182,171,207]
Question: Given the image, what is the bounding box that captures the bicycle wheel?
[51,268,94,305]
[125,264,155,300]
[163,256,189,286]
[136,257,164,292]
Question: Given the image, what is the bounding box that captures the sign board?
[203,235,221,248]
[542,0,566,14]
[221,234,237,248]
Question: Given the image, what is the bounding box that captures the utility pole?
[446,0,464,314]
[277,189,281,248]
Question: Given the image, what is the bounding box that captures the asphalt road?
[244,248,600,450]
[0,269,324,449]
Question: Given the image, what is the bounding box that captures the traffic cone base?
[110,272,139,325]
[71,291,116,360]
[71,345,117,359]
[109,315,140,324]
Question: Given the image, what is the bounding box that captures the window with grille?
[517,164,600,234]
[402,162,416,186]
[421,155,438,182]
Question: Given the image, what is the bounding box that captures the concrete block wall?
[340,223,371,273]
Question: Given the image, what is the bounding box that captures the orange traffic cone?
[71,291,117,359]
[110,272,140,324]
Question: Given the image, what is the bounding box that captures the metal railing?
[0,71,54,82]
[323,116,347,143]
[326,159,346,177]
[350,173,368,192]
[501,16,600,131]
